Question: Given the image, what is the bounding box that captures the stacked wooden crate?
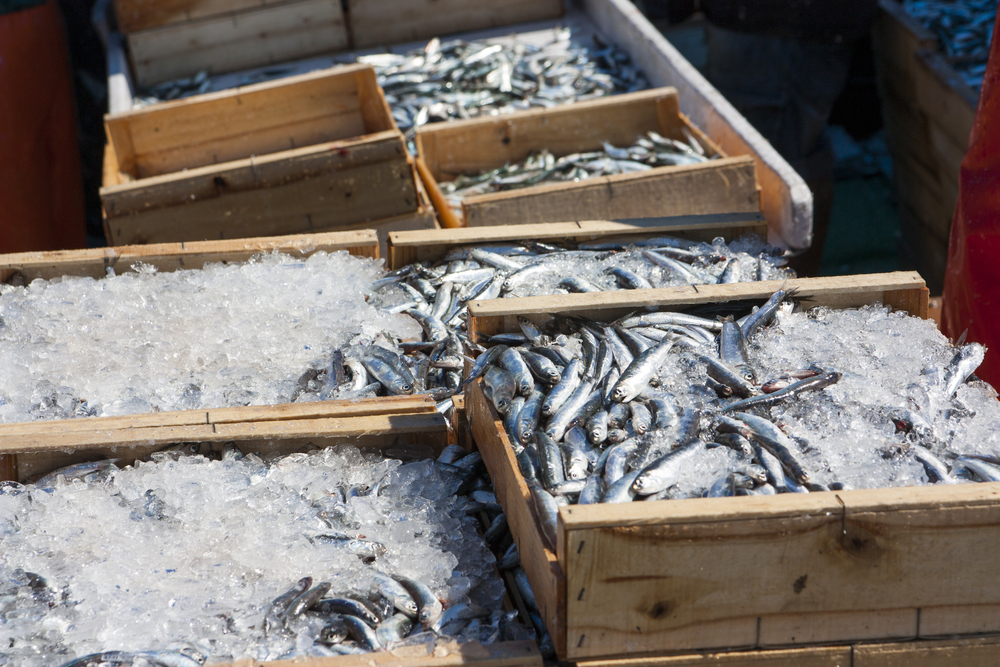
[100,65,438,255]
[872,0,978,293]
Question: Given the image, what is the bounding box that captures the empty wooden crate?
[415,87,761,228]
[101,64,435,247]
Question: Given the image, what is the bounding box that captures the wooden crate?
[458,273,1000,663]
[348,0,564,49]
[872,0,978,289]
[101,64,437,247]
[0,229,386,482]
[116,0,349,88]
[0,392,543,667]
[572,636,1000,667]
[415,88,760,228]
[386,212,768,270]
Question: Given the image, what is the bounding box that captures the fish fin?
[957,328,969,345]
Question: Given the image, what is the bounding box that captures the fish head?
[321,624,348,644]
[611,385,630,403]
[546,370,562,384]
[402,599,419,615]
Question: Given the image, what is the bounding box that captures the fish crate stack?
[100,64,438,254]
[102,0,812,253]
[414,88,760,229]
[460,271,1000,665]
[871,0,981,293]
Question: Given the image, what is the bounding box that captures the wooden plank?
[892,153,954,245]
[4,412,449,483]
[349,0,564,48]
[575,646,852,667]
[113,0,289,33]
[0,230,378,283]
[105,64,377,178]
[210,639,541,667]
[468,380,567,657]
[758,609,917,647]
[462,157,760,227]
[919,605,1000,637]
[127,0,348,87]
[102,146,418,246]
[467,272,928,342]
[873,0,938,74]
[897,204,949,294]
[578,0,810,250]
[854,636,1000,667]
[386,213,768,269]
[0,395,433,439]
[558,483,1000,659]
[102,131,407,215]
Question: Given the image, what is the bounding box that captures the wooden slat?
[461,157,759,227]
[560,481,1000,658]
[0,230,379,283]
[913,48,977,153]
[467,272,929,342]
[576,646,852,667]
[854,636,1000,667]
[213,640,541,667]
[4,412,449,484]
[468,381,567,657]
[572,637,1000,667]
[349,0,564,48]
[127,0,348,87]
[113,0,289,33]
[105,64,377,179]
[386,213,768,269]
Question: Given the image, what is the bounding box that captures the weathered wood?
[4,411,449,483]
[854,636,1000,667]
[462,157,759,227]
[113,0,289,33]
[127,0,348,87]
[349,0,564,48]
[211,639,541,667]
[386,213,767,269]
[0,230,378,283]
[468,381,567,657]
[467,272,928,342]
[571,637,1000,667]
[105,64,386,179]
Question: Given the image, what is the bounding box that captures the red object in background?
[0,0,86,253]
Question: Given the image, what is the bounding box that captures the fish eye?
[402,384,412,391]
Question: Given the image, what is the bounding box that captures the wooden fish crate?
[385,212,768,270]
[872,0,978,293]
[112,0,349,88]
[0,390,544,667]
[347,0,565,49]
[0,228,393,482]
[415,88,760,228]
[459,272,1000,663]
[100,64,438,249]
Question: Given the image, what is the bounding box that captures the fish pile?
[365,29,646,148]
[471,289,996,547]
[0,443,532,665]
[904,0,997,91]
[439,131,715,223]
[132,28,646,136]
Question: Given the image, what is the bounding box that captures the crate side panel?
[462,157,760,227]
